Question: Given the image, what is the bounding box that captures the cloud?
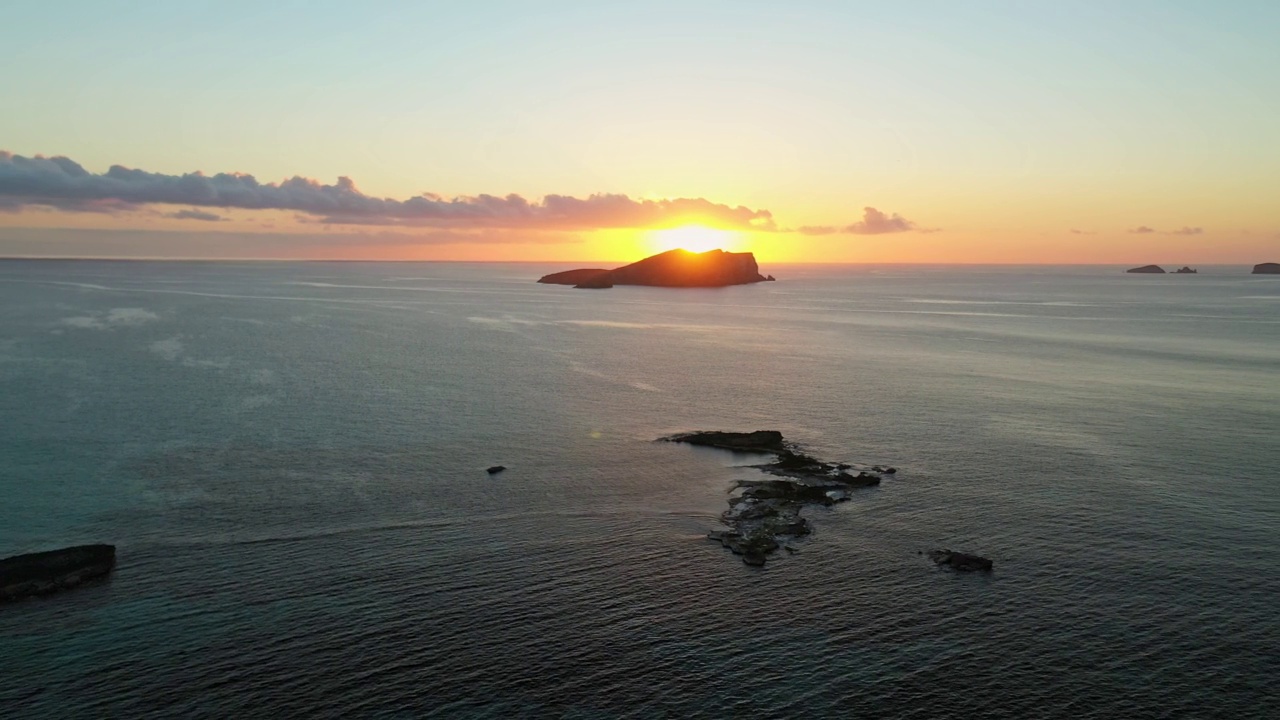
[165,209,226,222]
[1128,226,1156,234]
[0,151,775,231]
[1069,229,1096,235]
[843,207,917,235]
[796,226,838,236]
[788,208,933,237]
[1165,226,1203,235]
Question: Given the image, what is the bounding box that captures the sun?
[648,225,740,254]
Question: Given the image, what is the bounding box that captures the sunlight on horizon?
[647,225,742,254]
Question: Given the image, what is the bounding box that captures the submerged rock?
[1,544,116,602]
[663,431,892,566]
[927,549,993,572]
[486,465,506,475]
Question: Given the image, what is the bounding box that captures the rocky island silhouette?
[539,248,774,289]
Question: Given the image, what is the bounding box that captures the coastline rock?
[538,248,770,289]
[1173,266,1198,274]
[663,431,891,566]
[536,268,610,285]
[927,549,993,572]
[1,544,116,602]
[1126,265,1166,274]
[1252,262,1280,274]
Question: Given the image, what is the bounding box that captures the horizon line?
[0,256,1271,267]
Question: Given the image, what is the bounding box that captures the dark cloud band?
[0,151,775,231]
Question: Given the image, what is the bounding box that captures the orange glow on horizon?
[646,225,742,254]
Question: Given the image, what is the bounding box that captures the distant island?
[1126,265,1166,274]
[538,248,774,289]
[1254,262,1280,274]
[1174,266,1198,274]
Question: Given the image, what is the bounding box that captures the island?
[1253,262,1280,274]
[1126,265,1166,274]
[539,248,772,289]
[661,431,890,566]
[1173,266,1198,274]
[1,544,116,602]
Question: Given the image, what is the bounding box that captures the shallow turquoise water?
[1,261,1277,718]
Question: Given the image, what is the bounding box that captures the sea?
[0,260,1276,719]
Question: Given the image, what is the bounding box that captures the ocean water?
[1,260,1277,718]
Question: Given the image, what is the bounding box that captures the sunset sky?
[2,1,1277,263]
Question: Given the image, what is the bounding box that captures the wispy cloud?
[0,151,775,231]
[1069,229,1096,235]
[1165,226,1203,235]
[1128,226,1156,234]
[844,206,918,235]
[164,209,226,222]
[796,225,838,236]
[791,207,933,236]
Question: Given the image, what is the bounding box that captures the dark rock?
[668,431,891,566]
[1,544,116,602]
[1253,262,1280,274]
[765,274,776,281]
[927,549,993,572]
[1126,265,1166,274]
[1173,266,1198,274]
[486,465,506,475]
[537,268,610,285]
[663,430,787,454]
[538,248,771,289]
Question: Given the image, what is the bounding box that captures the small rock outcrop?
[1173,266,1198,274]
[1,544,116,602]
[663,431,891,566]
[1253,262,1280,274]
[927,549,993,572]
[486,465,506,475]
[1126,265,1166,274]
[539,249,770,289]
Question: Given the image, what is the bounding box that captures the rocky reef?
[1253,262,1280,274]
[662,431,889,566]
[1126,265,1166,274]
[538,248,770,289]
[1173,266,1198,274]
[927,549,993,572]
[1,544,116,602]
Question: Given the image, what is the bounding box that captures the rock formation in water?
[927,549,993,572]
[1,544,116,602]
[1173,266,1198,274]
[536,268,611,286]
[662,431,888,566]
[1253,262,1280,274]
[538,249,770,289]
[1126,265,1166,274]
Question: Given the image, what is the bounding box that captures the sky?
[2,0,1278,263]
